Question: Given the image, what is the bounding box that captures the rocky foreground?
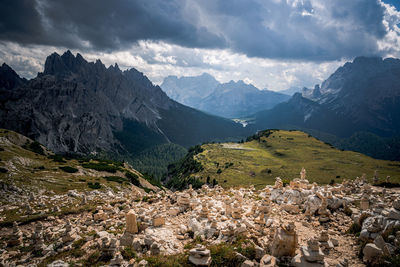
[1,171,400,266]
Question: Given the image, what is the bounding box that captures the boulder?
[387,208,400,220]
[260,254,278,267]
[362,243,383,265]
[241,260,255,267]
[152,216,165,227]
[304,195,322,215]
[393,199,400,211]
[255,245,265,260]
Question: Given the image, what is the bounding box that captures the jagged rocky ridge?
[0,51,250,155]
[253,56,400,160]
[255,56,400,137]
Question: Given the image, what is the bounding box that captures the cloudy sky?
[1,0,400,91]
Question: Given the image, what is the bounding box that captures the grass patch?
[59,166,79,173]
[144,253,190,267]
[347,223,361,235]
[373,181,400,188]
[25,141,45,155]
[48,154,66,163]
[104,176,128,184]
[82,162,120,173]
[81,251,112,267]
[121,246,137,260]
[88,182,101,189]
[126,171,140,186]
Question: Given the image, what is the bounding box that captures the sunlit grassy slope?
[0,129,166,225]
[0,129,138,193]
[191,130,400,188]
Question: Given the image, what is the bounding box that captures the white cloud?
[0,40,346,92]
[378,1,400,57]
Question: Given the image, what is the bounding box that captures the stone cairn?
[360,173,367,184]
[109,252,124,266]
[373,170,379,184]
[255,199,270,225]
[274,177,283,189]
[231,202,242,219]
[32,222,45,252]
[293,238,325,266]
[388,198,400,220]
[317,197,330,222]
[300,167,306,180]
[8,222,23,247]
[120,209,138,246]
[224,200,232,217]
[360,195,369,210]
[61,220,76,243]
[199,203,209,219]
[319,230,334,249]
[94,209,107,221]
[81,194,87,205]
[152,213,165,227]
[270,222,298,258]
[189,244,212,266]
[178,193,191,211]
[102,237,118,258]
[150,243,161,256]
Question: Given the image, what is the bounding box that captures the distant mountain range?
[161,74,290,118]
[2,52,400,166]
[252,56,400,160]
[0,51,251,159]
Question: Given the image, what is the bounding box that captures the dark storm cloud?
[199,0,388,60]
[0,0,395,60]
[0,0,226,51]
[0,0,45,44]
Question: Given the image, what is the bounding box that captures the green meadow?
[192,130,400,188]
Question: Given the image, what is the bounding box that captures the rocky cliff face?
[255,56,400,138]
[0,51,249,155]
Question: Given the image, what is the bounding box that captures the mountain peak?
[43,52,69,76]
[43,51,91,76]
[0,62,25,90]
[61,50,74,59]
[1,62,11,70]
[292,92,303,99]
[352,56,382,65]
[312,84,321,98]
[201,72,212,77]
